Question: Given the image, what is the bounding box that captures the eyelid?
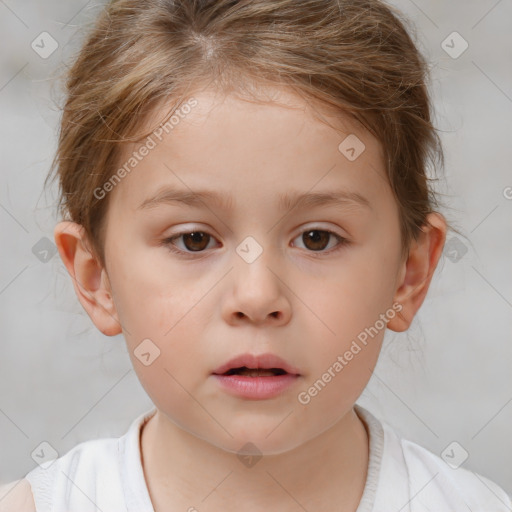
[291,226,350,256]
[161,226,219,257]
[161,223,351,258]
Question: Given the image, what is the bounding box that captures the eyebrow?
[137,186,372,213]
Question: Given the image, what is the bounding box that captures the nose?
[222,250,292,327]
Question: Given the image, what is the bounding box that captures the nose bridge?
[234,233,279,294]
[224,231,290,324]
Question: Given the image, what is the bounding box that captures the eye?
[291,228,349,254]
[162,230,218,256]
[161,227,350,258]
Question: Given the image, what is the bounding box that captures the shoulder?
[388,424,512,510]
[27,435,122,482]
[0,479,36,512]
[20,410,156,512]
[23,435,124,512]
[355,405,512,511]
[402,438,511,506]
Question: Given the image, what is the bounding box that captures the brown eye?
[181,232,211,251]
[302,230,330,251]
[163,231,217,255]
[292,228,349,254]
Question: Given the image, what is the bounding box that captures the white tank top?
[24,404,511,511]
[25,408,157,512]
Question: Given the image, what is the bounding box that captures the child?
[2,0,510,510]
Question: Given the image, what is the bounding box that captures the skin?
[49,86,446,511]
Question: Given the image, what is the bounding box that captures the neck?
[140,407,369,512]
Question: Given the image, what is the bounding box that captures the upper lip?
[212,353,301,375]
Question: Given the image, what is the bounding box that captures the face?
[101,86,405,454]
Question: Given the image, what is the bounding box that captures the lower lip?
[212,373,300,399]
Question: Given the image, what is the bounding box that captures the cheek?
[299,250,396,385]
[296,283,385,422]
[120,295,207,425]
[294,325,383,437]
[108,247,206,334]
[305,260,395,341]
[109,254,212,367]
[305,287,385,390]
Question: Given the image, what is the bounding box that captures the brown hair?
[46,0,456,269]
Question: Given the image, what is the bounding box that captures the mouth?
[211,354,301,399]
[212,352,301,377]
[221,367,289,377]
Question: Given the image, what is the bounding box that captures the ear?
[387,212,447,332]
[54,221,122,337]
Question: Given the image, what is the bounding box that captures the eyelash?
[160,227,350,258]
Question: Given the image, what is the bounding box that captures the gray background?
[1,0,511,499]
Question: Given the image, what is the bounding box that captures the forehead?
[108,86,390,216]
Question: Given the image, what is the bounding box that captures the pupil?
[184,232,208,251]
[304,230,328,251]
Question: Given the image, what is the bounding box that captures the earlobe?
[54,221,122,337]
[387,213,447,332]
